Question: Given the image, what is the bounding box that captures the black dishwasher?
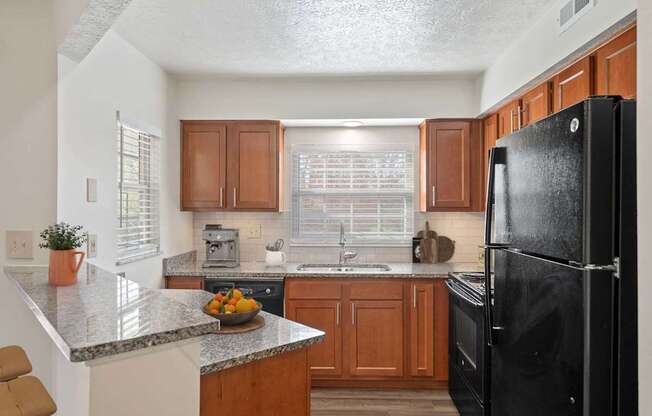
[203,279,285,317]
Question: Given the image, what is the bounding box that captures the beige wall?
[638,1,651,413]
[0,0,59,391]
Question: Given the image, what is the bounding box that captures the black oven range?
[446,272,490,416]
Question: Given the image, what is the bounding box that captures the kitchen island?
[4,264,323,416]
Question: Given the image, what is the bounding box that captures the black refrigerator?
[484,97,638,416]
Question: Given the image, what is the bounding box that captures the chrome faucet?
[338,222,358,264]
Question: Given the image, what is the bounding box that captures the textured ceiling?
[113,0,555,77]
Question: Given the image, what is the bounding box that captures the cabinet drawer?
[166,276,204,290]
[286,280,342,300]
[348,281,403,300]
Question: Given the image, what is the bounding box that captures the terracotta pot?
[48,249,85,286]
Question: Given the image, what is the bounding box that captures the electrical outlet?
[6,230,33,259]
[87,234,97,258]
[247,224,262,239]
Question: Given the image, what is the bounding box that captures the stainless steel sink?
[296,263,391,273]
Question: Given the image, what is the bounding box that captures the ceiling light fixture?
[342,120,364,128]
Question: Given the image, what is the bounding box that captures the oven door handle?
[445,280,484,308]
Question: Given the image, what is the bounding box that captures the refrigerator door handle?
[483,147,507,346]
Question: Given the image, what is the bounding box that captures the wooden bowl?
[203,301,262,326]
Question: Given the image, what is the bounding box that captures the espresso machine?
[202,224,240,268]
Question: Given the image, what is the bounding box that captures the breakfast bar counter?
[4,264,324,416]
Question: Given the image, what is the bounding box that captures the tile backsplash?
[193,211,484,264]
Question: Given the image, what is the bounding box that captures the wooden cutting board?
[417,221,438,263]
[217,315,265,334]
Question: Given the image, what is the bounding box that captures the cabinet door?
[433,280,449,381]
[228,122,279,210]
[346,300,404,377]
[286,300,343,378]
[497,100,521,138]
[483,114,498,208]
[408,282,434,377]
[181,121,227,210]
[552,56,593,113]
[595,26,636,99]
[521,82,551,127]
[426,121,471,209]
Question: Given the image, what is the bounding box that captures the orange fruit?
[248,299,258,309]
[232,289,243,300]
[224,304,236,313]
[214,293,224,302]
[208,299,221,309]
[208,307,219,315]
[236,298,254,313]
[228,298,238,306]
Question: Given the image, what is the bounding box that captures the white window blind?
[292,145,414,245]
[116,121,161,264]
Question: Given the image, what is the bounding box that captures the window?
[292,144,414,245]
[116,119,160,264]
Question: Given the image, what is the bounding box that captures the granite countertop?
[159,289,325,375]
[4,264,221,362]
[164,251,480,280]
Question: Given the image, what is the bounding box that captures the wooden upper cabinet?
[347,300,404,378]
[553,56,594,113]
[408,281,434,377]
[595,26,636,98]
[497,100,521,138]
[482,114,498,208]
[521,82,552,127]
[228,122,279,210]
[286,300,343,378]
[181,120,282,212]
[181,121,227,211]
[422,120,471,210]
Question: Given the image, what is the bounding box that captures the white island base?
[53,339,201,416]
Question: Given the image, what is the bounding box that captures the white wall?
[193,126,484,265]
[637,1,651,413]
[0,0,59,393]
[480,0,636,113]
[175,76,479,120]
[58,29,193,288]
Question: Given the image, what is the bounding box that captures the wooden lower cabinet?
[285,278,448,388]
[200,348,310,416]
[165,276,204,289]
[285,300,343,377]
[348,300,404,377]
[408,282,434,376]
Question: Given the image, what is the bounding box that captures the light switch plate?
[247,224,262,239]
[87,234,97,258]
[86,178,97,202]
[6,230,33,259]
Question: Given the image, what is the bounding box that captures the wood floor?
[311,388,460,416]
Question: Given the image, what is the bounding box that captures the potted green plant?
[39,223,87,286]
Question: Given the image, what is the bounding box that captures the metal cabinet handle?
[336,302,340,326]
[517,105,522,129]
[413,285,417,309]
[219,187,224,208]
[351,302,356,326]
[233,187,237,208]
[431,186,436,207]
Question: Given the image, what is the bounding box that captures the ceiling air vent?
[558,0,594,33]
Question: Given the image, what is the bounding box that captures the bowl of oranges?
[203,288,262,326]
